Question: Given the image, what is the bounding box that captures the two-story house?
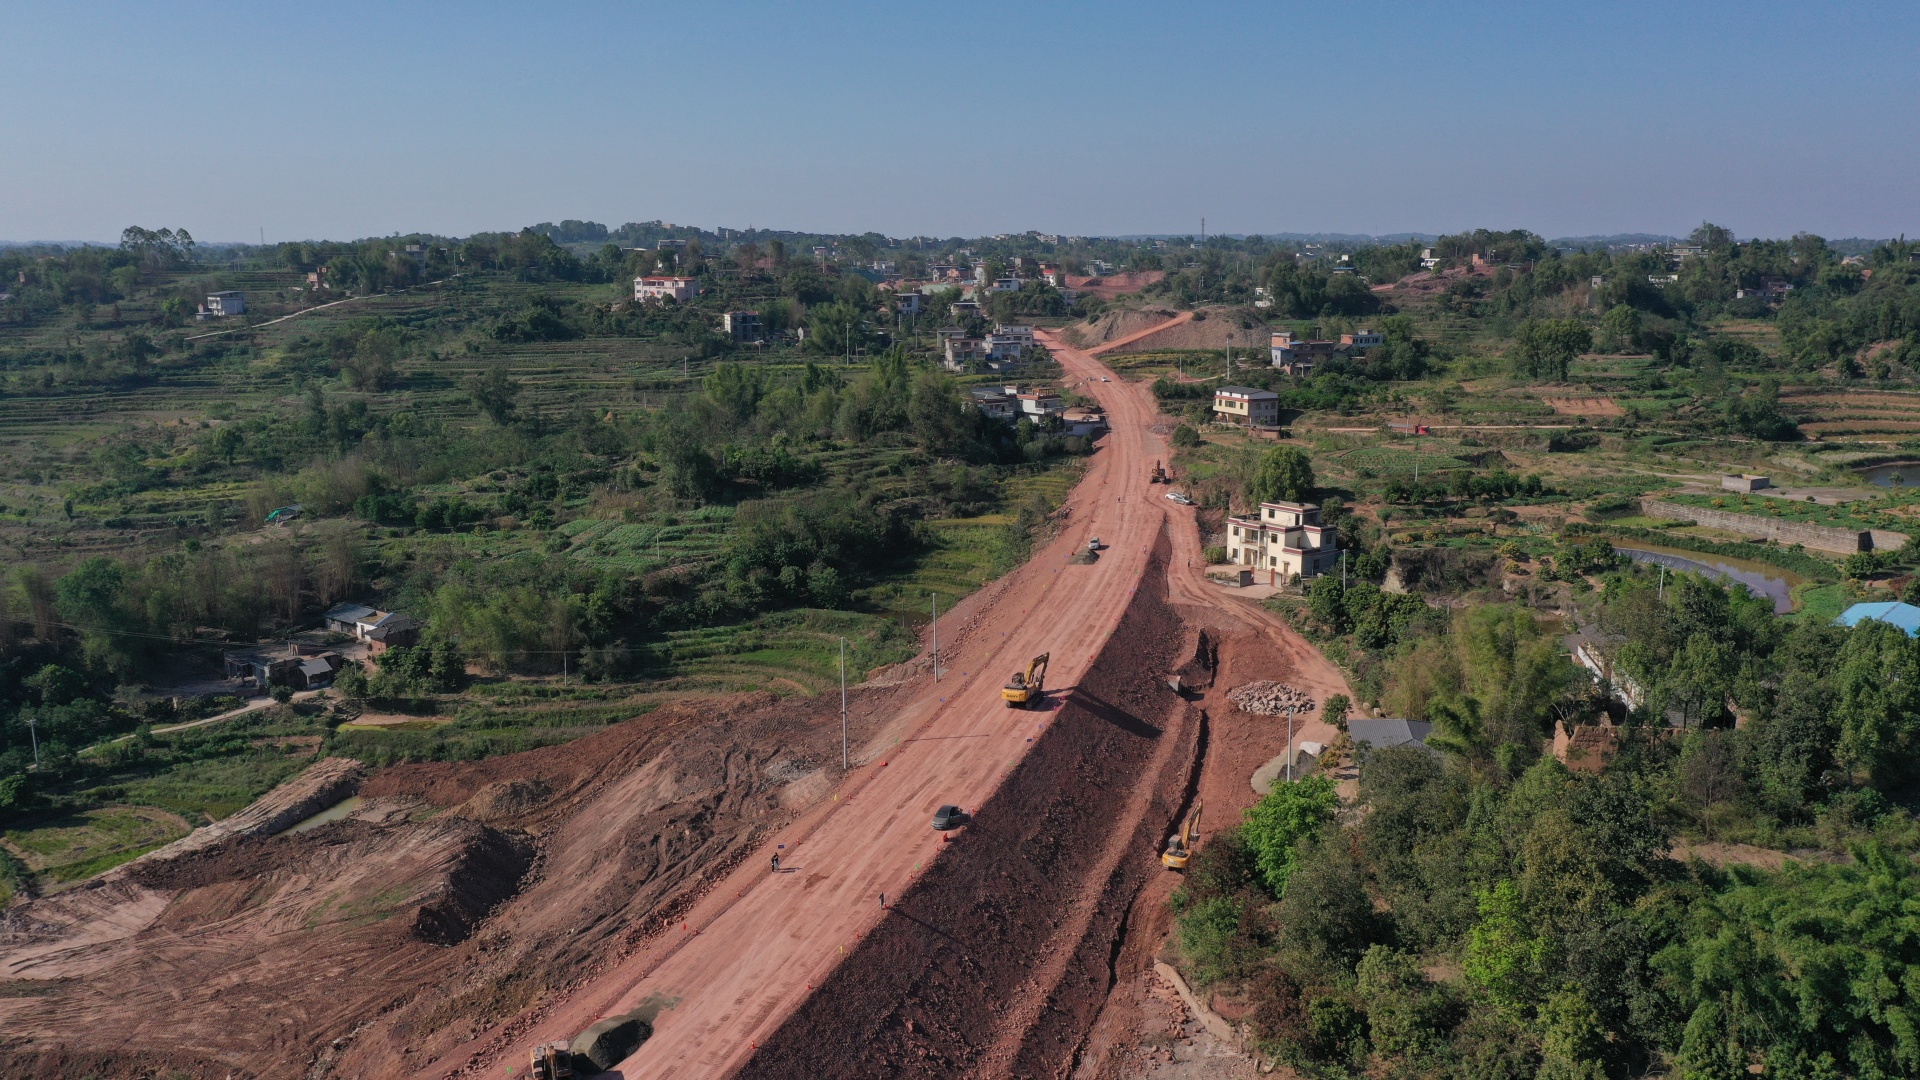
[1213,385,1281,426]
[634,276,700,302]
[1224,501,1340,581]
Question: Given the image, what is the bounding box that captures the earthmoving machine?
[1162,800,1204,870]
[1150,460,1168,484]
[1002,652,1050,709]
[530,1042,575,1079]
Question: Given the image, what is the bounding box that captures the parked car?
[931,804,968,831]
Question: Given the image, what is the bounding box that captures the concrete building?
[993,324,1035,348]
[721,311,764,342]
[323,603,417,645]
[223,643,345,691]
[1224,500,1341,580]
[1340,330,1384,351]
[634,276,700,302]
[1213,385,1281,426]
[1016,390,1064,419]
[967,386,1018,421]
[984,331,1027,361]
[942,337,985,370]
[894,292,923,316]
[205,291,245,317]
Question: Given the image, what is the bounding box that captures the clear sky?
[3,1,1917,243]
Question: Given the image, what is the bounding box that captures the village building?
[1224,500,1341,580]
[634,275,700,302]
[721,311,763,342]
[1213,385,1281,427]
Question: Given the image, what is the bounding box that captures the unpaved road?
[434,329,1175,1079]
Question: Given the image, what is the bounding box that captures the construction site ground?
[0,315,1350,1079]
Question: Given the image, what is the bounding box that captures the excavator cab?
[1002,652,1050,709]
[1162,800,1203,870]
[530,1042,575,1080]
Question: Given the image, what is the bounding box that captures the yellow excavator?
[530,1042,575,1079]
[1162,800,1203,870]
[1002,653,1050,709]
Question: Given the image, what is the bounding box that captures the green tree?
[1251,445,1315,504]
[466,368,521,426]
[1242,775,1339,896]
[211,425,244,465]
[1597,304,1642,353]
[1514,319,1592,381]
[1463,879,1547,1015]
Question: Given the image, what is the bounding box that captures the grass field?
[2,805,190,884]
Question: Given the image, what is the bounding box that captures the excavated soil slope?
[743,534,1200,1078]
[0,691,877,1078]
[1065,306,1268,355]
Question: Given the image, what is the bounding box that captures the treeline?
[1187,576,1920,1077]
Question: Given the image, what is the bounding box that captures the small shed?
[1720,474,1771,492]
[1835,601,1920,637]
[1347,718,1435,752]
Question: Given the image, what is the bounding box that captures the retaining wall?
[1641,499,1903,554]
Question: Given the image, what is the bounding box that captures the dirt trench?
[741,534,1206,1078]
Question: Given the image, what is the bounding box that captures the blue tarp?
[1835,601,1920,637]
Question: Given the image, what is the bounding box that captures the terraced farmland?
[1783,389,1920,440]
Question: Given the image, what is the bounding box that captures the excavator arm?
[1002,652,1051,708]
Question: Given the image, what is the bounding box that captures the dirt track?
[0,317,1356,1079]
[433,327,1184,1078]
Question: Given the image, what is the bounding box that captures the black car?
[931,804,967,830]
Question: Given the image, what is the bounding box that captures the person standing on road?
[879,892,886,910]
[771,853,779,873]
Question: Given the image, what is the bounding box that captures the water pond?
[285,795,365,835]
[1860,462,1920,489]
[1610,542,1801,614]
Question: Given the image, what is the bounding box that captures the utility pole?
[930,593,939,680]
[1286,706,1295,783]
[26,714,40,769]
[1658,563,1667,600]
[840,637,849,770]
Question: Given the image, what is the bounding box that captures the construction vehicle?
[1002,652,1050,709]
[529,1042,574,1079]
[1150,460,1168,484]
[1162,800,1203,870]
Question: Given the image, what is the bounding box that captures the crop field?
[1332,447,1470,473]
[1782,389,1920,440]
[1666,490,1920,533]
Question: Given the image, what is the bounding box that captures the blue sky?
[3,1,1916,243]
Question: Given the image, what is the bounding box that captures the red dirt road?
[438,332,1178,1079]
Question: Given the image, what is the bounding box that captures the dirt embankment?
[0,691,886,1079]
[1063,306,1268,355]
[743,531,1203,1078]
[1065,271,1166,299]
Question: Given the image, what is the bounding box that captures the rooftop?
[1835,601,1920,637]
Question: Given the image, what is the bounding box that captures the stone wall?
[1640,499,1903,554]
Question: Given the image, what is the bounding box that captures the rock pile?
[1227,681,1317,716]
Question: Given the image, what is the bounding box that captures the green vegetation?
[1189,555,1920,1077]
[0,224,1096,890]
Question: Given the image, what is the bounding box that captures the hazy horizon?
[4,1,1917,243]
